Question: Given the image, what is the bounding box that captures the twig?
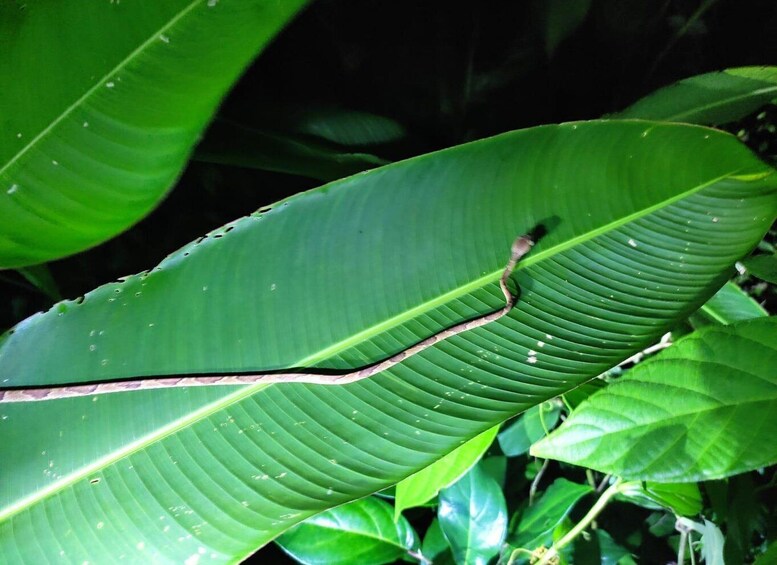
[529,459,550,506]
[617,332,673,369]
[535,479,623,565]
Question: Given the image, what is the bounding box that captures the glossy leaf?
[532,317,777,481]
[497,402,561,457]
[0,0,307,267]
[438,464,507,565]
[614,66,777,125]
[276,496,418,565]
[395,426,499,520]
[510,478,593,553]
[616,481,702,517]
[742,254,777,284]
[692,281,767,327]
[1,121,776,561]
[194,117,389,182]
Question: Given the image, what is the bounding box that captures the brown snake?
[0,236,533,402]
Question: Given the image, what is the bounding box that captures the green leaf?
[480,456,507,489]
[395,425,499,520]
[596,529,634,565]
[421,518,450,563]
[532,317,777,481]
[721,474,763,565]
[697,519,725,565]
[0,0,307,267]
[438,463,507,565]
[511,478,593,553]
[613,66,777,125]
[533,0,592,58]
[194,117,389,182]
[692,281,767,327]
[742,254,777,284]
[616,481,702,517]
[286,106,407,147]
[562,378,607,410]
[498,402,561,457]
[1,121,776,561]
[754,540,777,565]
[16,264,61,301]
[276,496,418,565]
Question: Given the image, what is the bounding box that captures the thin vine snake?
[0,236,533,402]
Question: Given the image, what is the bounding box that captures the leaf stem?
[535,478,623,565]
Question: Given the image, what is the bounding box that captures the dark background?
[2,1,776,561]
[3,0,776,329]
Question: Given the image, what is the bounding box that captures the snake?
[0,236,533,402]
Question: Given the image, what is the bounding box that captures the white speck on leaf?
[7,184,18,195]
[159,34,170,43]
[106,81,115,88]
[628,238,638,247]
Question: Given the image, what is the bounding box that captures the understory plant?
[1,1,776,564]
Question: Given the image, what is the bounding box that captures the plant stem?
[529,459,550,506]
[535,479,623,565]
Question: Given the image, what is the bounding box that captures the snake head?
[511,235,534,259]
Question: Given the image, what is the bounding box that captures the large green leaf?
[532,317,777,481]
[275,496,418,565]
[613,66,777,125]
[0,0,307,268]
[1,121,775,561]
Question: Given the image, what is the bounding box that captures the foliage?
[1,1,777,564]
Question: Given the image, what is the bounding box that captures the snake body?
[0,236,533,402]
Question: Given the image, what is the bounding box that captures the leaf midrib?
[665,85,777,122]
[0,165,750,521]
